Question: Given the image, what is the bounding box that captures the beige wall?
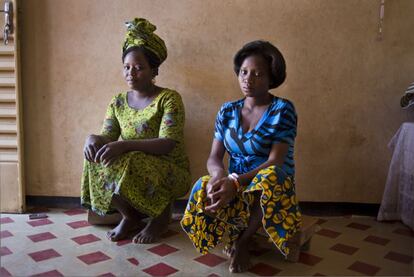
[21,0,414,202]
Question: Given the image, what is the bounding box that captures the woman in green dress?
[81,18,191,243]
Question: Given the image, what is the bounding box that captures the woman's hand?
[206,173,226,196]
[95,141,126,167]
[83,135,105,163]
[205,176,237,213]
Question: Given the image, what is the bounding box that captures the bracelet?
[228,173,241,192]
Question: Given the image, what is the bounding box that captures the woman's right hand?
[205,176,237,213]
[83,135,104,163]
[206,172,226,205]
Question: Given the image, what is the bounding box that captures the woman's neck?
[130,85,158,98]
[244,92,272,109]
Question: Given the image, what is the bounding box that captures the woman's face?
[123,50,155,91]
[238,54,270,97]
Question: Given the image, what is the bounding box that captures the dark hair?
[233,40,286,89]
[122,46,161,75]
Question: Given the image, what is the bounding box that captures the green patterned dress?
[81,88,191,217]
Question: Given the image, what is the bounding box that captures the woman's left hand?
[95,141,126,167]
[204,177,237,213]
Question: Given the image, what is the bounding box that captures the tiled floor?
[1,208,413,276]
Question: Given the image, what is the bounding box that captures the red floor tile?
[161,229,179,239]
[384,251,413,264]
[0,246,12,256]
[316,228,341,238]
[31,269,64,277]
[98,273,116,277]
[330,243,359,255]
[64,208,87,216]
[147,243,179,257]
[347,222,371,230]
[299,252,323,266]
[0,230,13,239]
[249,262,281,276]
[27,219,53,227]
[393,227,414,237]
[128,257,139,266]
[28,232,57,243]
[194,253,227,267]
[142,262,179,276]
[348,261,380,276]
[0,267,12,277]
[116,239,132,246]
[71,234,101,245]
[28,249,61,262]
[0,217,14,224]
[77,251,111,265]
[363,235,390,246]
[66,220,91,229]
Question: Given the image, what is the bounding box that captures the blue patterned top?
[214,95,297,177]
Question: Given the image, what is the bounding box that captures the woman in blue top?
[181,40,301,273]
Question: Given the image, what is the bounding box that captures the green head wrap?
[122,18,167,65]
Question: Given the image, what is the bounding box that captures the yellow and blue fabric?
[123,18,167,64]
[181,95,302,257]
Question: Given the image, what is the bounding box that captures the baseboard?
[26,196,380,217]
[26,196,81,209]
[299,201,380,217]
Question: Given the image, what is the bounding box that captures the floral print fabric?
[81,89,191,217]
[181,166,301,257]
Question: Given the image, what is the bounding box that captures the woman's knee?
[257,165,287,181]
[189,175,210,193]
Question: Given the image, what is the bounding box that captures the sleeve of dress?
[158,91,185,142]
[273,101,297,145]
[213,104,226,141]
[100,96,121,141]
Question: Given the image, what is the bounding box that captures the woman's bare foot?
[106,218,141,241]
[133,204,171,244]
[229,241,252,273]
[224,238,258,258]
[132,217,168,244]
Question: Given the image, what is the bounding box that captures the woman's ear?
[152,68,159,77]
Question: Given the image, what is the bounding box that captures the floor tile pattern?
[1,209,413,276]
[28,232,57,243]
[28,249,62,262]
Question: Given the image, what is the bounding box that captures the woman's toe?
[106,231,113,239]
[132,234,140,243]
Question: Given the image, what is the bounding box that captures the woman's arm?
[205,139,227,207]
[118,138,176,155]
[237,142,289,186]
[94,138,176,167]
[83,134,113,163]
[207,139,226,178]
[85,95,122,163]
